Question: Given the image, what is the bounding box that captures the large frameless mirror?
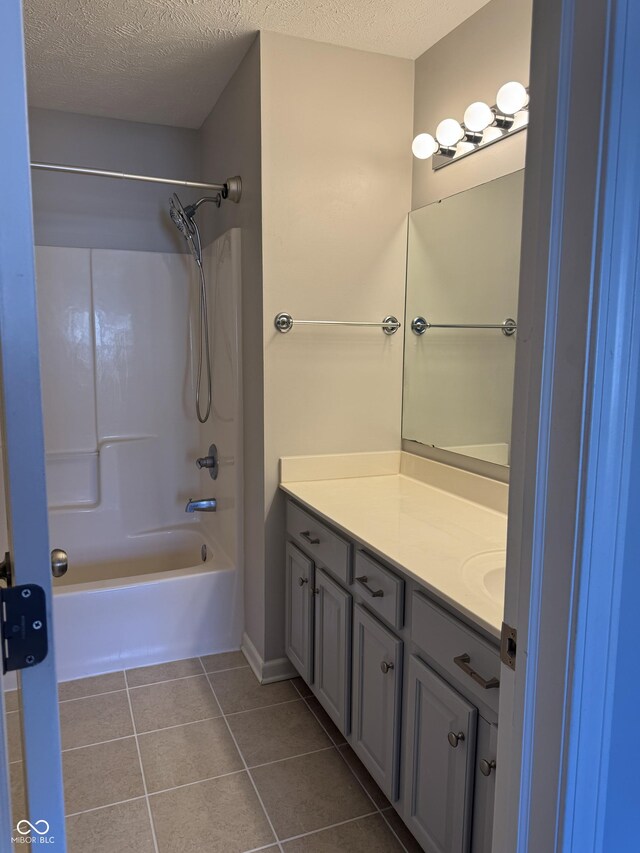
[402,170,525,468]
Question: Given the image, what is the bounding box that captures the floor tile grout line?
[276,809,380,845]
[60,713,225,753]
[148,768,246,797]
[123,670,161,853]
[56,663,251,701]
[332,738,412,853]
[128,672,211,691]
[293,678,412,853]
[69,744,339,807]
[378,808,415,853]
[247,745,335,771]
[200,663,285,853]
[58,687,128,704]
[333,746,411,852]
[224,697,304,717]
[3,660,250,706]
[300,696,346,748]
[65,794,148,819]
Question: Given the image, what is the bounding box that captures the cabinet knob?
[447,731,465,748]
[380,661,394,674]
[479,758,496,777]
[298,576,308,586]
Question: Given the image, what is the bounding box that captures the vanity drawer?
[412,592,500,715]
[353,551,404,630]
[287,501,351,585]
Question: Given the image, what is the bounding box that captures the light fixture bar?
[412,81,529,171]
[432,119,527,171]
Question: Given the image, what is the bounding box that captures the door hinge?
[1,584,48,674]
[0,552,12,587]
[500,621,517,671]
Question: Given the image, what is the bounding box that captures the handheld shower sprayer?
[168,175,241,424]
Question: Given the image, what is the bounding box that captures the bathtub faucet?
[185,498,217,513]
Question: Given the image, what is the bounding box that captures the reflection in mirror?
[402,170,524,467]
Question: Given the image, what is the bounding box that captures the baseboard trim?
[241,631,297,684]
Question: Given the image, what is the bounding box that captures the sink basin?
[481,567,505,602]
[462,550,506,606]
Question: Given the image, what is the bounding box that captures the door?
[313,568,352,734]
[0,1,66,848]
[285,542,314,683]
[352,604,402,800]
[404,654,476,853]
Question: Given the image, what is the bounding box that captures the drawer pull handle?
[380,661,394,674]
[479,758,496,777]
[355,575,384,598]
[454,653,500,690]
[300,531,320,545]
[297,576,308,586]
[448,731,465,748]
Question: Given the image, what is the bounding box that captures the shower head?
[169,193,195,237]
[170,193,201,264]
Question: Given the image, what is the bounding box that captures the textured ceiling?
[24,0,491,129]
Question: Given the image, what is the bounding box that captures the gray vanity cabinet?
[471,719,498,853]
[285,542,314,684]
[313,567,352,734]
[284,497,500,853]
[352,603,403,801]
[404,654,477,853]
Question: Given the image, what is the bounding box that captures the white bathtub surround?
[29,230,244,681]
[280,451,508,637]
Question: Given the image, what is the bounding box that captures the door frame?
[0,0,67,847]
[495,0,640,849]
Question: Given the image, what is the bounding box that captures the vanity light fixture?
[412,80,529,171]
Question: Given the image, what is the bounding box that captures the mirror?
[402,170,524,468]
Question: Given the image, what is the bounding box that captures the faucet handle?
[196,444,218,480]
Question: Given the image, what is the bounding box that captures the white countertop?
[280,467,507,639]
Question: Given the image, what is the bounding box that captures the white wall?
[198,37,265,662]
[28,108,201,254]
[412,0,533,211]
[259,32,414,662]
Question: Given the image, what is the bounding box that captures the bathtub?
[52,527,242,682]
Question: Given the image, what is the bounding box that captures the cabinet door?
[352,604,403,801]
[313,567,352,734]
[285,542,314,683]
[404,654,477,853]
[471,719,498,853]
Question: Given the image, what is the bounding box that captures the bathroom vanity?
[281,452,507,853]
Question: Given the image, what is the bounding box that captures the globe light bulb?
[511,109,529,130]
[411,133,438,159]
[457,141,475,155]
[463,102,494,132]
[496,82,529,115]
[436,118,464,147]
[481,127,503,144]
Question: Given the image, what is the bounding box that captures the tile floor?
[5,654,423,852]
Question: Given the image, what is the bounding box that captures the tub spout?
[185,498,217,513]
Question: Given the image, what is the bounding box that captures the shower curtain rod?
[30,161,227,192]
